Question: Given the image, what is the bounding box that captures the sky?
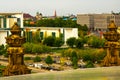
[0,0,119,16]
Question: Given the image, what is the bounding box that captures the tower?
[54,10,57,18]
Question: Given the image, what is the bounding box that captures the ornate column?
[2,23,31,76]
[103,21,120,66]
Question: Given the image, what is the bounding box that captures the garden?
[0,18,107,73]
[0,33,107,74]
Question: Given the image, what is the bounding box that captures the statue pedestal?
[2,47,31,76]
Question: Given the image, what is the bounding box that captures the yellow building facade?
[24,27,78,45]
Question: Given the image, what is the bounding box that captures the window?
[52,32,56,37]
[17,18,21,27]
[3,18,6,28]
[0,19,1,28]
[29,31,32,42]
[40,32,43,40]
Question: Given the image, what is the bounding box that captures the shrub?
[78,48,106,63]
[63,48,106,63]
[71,51,78,69]
[75,38,84,48]
[32,44,43,53]
[85,61,94,68]
[45,55,53,65]
[0,45,8,57]
[62,48,74,57]
[43,36,55,46]
[24,57,31,60]
[54,38,64,47]
[66,37,76,48]
[0,45,4,55]
[33,56,41,62]
[42,45,52,53]
[87,36,105,48]
[23,43,52,54]
[0,44,7,56]
[22,42,34,53]
[72,57,78,69]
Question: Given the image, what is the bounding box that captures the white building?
[24,27,78,45]
[0,13,23,45]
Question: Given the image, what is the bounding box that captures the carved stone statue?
[2,23,31,76]
[103,21,120,66]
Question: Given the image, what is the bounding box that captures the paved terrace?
[0,66,120,80]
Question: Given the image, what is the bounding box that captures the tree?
[45,55,53,66]
[32,29,41,43]
[54,38,64,47]
[87,36,105,48]
[70,51,78,69]
[75,38,84,49]
[35,18,83,28]
[43,36,55,46]
[66,37,76,48]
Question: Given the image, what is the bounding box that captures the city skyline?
[0,0,119,16]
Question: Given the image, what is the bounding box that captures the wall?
[0,30,7,45]
[24,27,78,45]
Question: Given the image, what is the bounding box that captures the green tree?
[66,37,76,48]
[33,56,41,62]
[36,19,55,27]
[45,55,53,66]
[54,18,64,27]
[70,51,78,69]
[75,38,84,48]
[54,38,64,47]
[87,36,105,48]
[43,36,55,46]
[32,29,41,43]
[35,17,83,28]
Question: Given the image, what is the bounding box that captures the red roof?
[23,13,34,19]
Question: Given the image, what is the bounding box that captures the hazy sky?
[0,0,119,16]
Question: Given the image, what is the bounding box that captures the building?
[23,13,35,25]
[24,27,78,45]
[0,13,23,45]
[77,13,120,31]
[77,14,94,30]
[0,12,78,45]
